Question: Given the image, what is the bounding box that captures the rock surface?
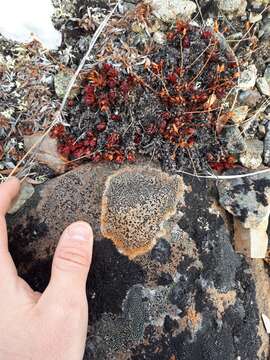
[264,122,270,165]
[231,105,249,124]
[221,126,247,155]
[217,0,247,15]
[217,170,270,228]
[238,64,257,90]
[148,0,197,22]
[239,139,263,169]
[54,69,81,99]
[6,161,270,360]
[257,77,270,96]
[8,181,35,215]
[238,89,261,106]
[24,133,67,174]
[217,170,270,258]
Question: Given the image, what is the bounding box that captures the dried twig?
[176,167,270,180]
[233,5,270,51]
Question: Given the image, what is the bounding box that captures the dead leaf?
[24,133,67,174]
[204,93,217,110]
[216,112,233,135]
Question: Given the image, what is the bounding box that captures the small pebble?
[239,139,263,169]
[150,0,197,22]
[231,106,249,124]
[264,65,270,85]
[238,89,261,106]
[257,77,270,96]
[217,0,247,15]
[153,31,167,45]
[258,124,266,140]
[261,20,270,40]
[263,123,270,165]
[238,65,257,90]
[249,12,262,23]
[222,126,247,155]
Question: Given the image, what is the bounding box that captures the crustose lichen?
[101,166,184,259]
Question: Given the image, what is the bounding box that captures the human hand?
[0,178,93,360]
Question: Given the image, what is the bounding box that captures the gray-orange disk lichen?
[100,166,184,259]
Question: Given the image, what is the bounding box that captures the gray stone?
[238,65,257,90]
[54,69,81,99]
[231,105,249,124]
[239,139,263,169]
[239,89,261,106]
[149,0,197,22]
[217,171,270,227]
[217,0,247,15]
[261,20,270,40]
[24,133,67,174]
[242,118,259,139]
[264,65,270,85]
[153,31,167,44]
[258,124,266,139]
[221,126,247,155]
[263,123,270,165]
[257,77,270,96]
[249,12,262,23]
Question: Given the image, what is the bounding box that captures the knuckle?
[55,245,91,270]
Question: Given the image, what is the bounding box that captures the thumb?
[46,221,93,304]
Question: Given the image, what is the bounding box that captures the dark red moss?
[52,22,239,171]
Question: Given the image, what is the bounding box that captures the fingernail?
[67,222,92,241]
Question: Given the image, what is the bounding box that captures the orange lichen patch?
[179,306,202,335]
[207,288,236,319]
[101,167,184,259]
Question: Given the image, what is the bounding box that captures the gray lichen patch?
[93,284,178,358]
[101,167,184,259]
[94,285,148,358]
[135,225,202,287]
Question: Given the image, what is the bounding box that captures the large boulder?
[6,160,270,360]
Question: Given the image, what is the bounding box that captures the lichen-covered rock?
[217,170,270,227]
[221,126,247,155]
[101,167,183,258]
[6,162,270,360]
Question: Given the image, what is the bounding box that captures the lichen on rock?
[101,166,184,259]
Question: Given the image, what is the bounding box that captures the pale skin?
[0,177,93,360]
